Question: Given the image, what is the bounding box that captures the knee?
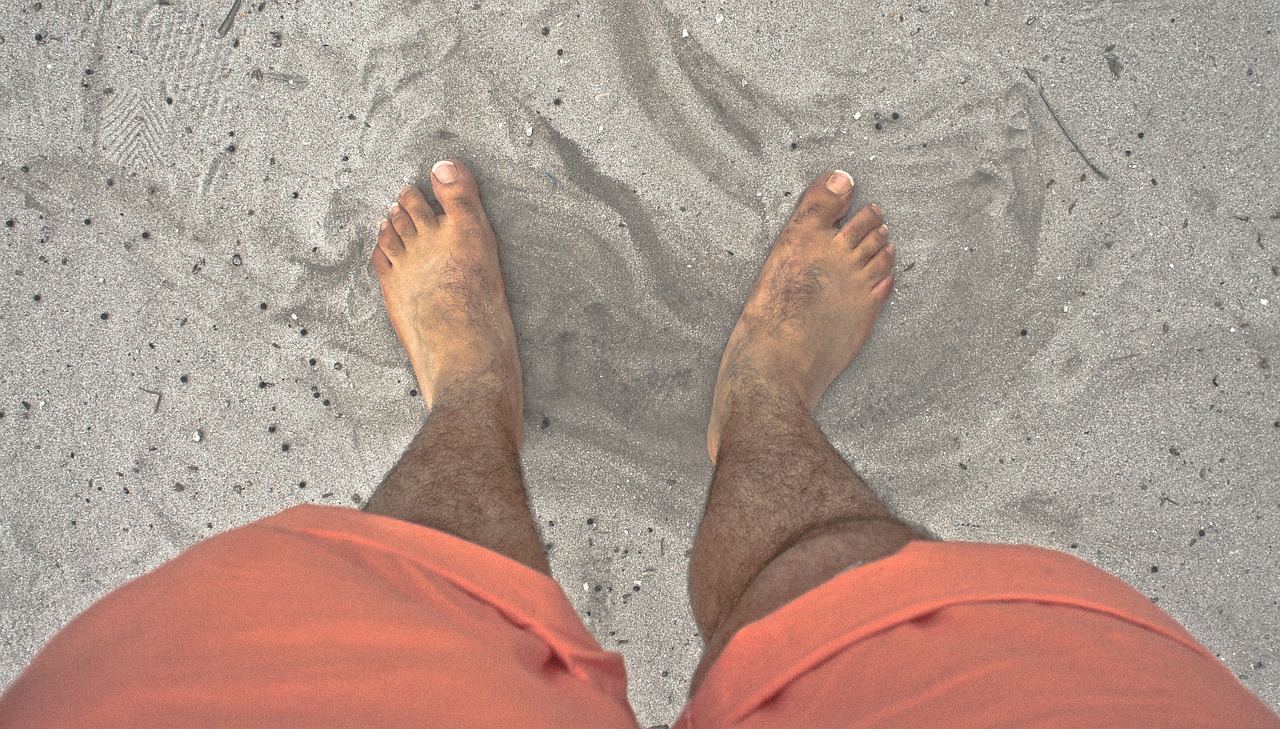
[704,518,923,644]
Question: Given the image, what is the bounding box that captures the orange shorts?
[1,505,1275,728]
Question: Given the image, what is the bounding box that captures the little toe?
[378,219,406,257]
[389,203,417,239]
[853,224,889,267]
[788,170,855,229]
[837,204,884,248]
[430,159,491,230]
[872,272,895,297]
[398,185,438,229]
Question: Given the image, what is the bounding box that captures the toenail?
[871,203,883,214]
[432,160,458,184]
[379,220,388,230]
[878,224,888,235]
[826,169,854,195]
[391,203,402,214]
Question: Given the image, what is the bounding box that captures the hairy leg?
[364,391,548,574]
[689,170,927,691]
[362,159,548,575]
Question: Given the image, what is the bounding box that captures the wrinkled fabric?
[2,506,1275,729]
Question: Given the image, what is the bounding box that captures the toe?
[853,224,889,266]
[398,185,438,229]
[372,243,393,275]
[431,159,490,229]
[378,219,406,256]
[872,272,895,297]
[389,203,417,239]
[865,242,896,282]
[789,170,855,229]
[836,203,884,248]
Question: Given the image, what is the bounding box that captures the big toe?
[788,170,855,229]
[431,159,490,229]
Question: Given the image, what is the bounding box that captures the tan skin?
[363,160,926,694]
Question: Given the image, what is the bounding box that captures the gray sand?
[2,0,1277,722]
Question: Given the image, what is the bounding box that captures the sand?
[1,0,1277,722]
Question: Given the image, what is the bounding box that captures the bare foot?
[372,159,524,444]
[708,170,894,461]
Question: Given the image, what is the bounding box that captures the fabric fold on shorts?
[270,505,624,690]
[0,505,640,729]
[5,508,1276,729]
[676,540,1278,729]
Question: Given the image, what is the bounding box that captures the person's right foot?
[708,170,894,461]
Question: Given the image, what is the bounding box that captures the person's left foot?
[372,159,523,443]
[707,170,893,461]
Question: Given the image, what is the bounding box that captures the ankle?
[717,364,807,418]
[715,331,816,408]
[710,377,809,461]
[430,380,523,442]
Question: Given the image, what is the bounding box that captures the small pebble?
[192,430,202,442]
